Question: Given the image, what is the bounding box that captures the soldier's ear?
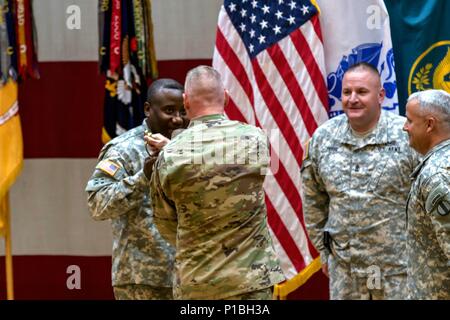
[144,101,151,117]
[378,87,385,105]
[426,116,437,133]
[183,93,190,111]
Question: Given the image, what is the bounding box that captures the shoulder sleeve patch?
[436,199,450,216]
[96,160,121,177]
[426,185,450,216]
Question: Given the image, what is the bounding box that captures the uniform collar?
[338,110,393,147]
[143,119,152,133]
[187,114,226,128]
[424,138,450,158]
[410,139,450,179]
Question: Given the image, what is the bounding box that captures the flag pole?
[3,193,14,300]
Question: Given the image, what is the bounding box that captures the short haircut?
[184,66,225,107]
[345,61,380,77]
[146,78,183,104]
[408,89,450,126]
[184,65,223,94]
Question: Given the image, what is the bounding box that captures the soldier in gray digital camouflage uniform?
[150,65,285,300]
[301,62,420,300]
[403,89,450,300]
[85,79,188,300]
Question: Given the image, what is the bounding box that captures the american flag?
[212,0,329,281]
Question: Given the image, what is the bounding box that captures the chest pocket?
[317,145,351,194]
[366,144,407,194]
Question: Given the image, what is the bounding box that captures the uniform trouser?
[328,255,407,300]
[113,284,173,300]
[223,287,273,300]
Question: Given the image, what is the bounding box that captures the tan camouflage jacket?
[151,114,285,299]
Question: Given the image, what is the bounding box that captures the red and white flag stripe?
[213,4,329,278]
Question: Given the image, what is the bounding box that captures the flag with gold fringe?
[0,79,22,237]
[1,1,38,300]
[1,0,38,237]
[98,0,158,144]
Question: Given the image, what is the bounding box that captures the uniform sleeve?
[300,137,330,265]
[150,156,177,246]
[85,147,149,221]
[257,129,270,174]
[423,171,450,261]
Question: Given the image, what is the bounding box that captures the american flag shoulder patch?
[96,159,121,177]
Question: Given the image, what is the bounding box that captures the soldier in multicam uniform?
[85,79,188,300]
[403,89,450,300]
[301,62,420,300]
[150,66,285,300]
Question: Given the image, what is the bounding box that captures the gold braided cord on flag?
[273,257,322,300]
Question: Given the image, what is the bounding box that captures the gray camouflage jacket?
[301,110,420,276]
[406,139,450,299]
[85,121,175,287]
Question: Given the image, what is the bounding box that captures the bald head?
[183,66,227,119]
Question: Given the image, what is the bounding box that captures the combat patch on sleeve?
[436,200,450,216]
[426,185,450,216]
[96,159,121,177]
